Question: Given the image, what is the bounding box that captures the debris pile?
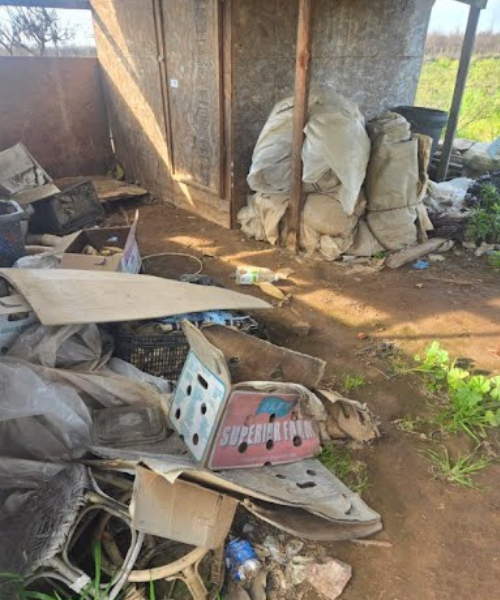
[0,139,383,599]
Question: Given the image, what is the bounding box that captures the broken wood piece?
[385,238,451,269]
[0,269,271,326]
[55,176,148,203]
[258,281,288,300]
[202,324,325,388]
[351,539,393,548]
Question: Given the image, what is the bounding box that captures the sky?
[1,0,500,47]
[430,0,500,32]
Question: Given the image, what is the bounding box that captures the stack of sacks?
[349,112,433,256]
[239,90,371,254]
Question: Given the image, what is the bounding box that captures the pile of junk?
[238,89,500,266]
[0,141,382,600]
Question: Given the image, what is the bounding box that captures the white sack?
[238,193,289,245]
[247,90,371,215]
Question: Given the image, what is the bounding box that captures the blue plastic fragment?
[412,260,430,270]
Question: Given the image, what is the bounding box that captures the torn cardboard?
[0,143,59,204]
[169,322,322,469]
[58,210,141,273]
[202,324,325,387]
[131,466,238,549]
[87,447,382,541]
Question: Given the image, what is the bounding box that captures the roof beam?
[437,4,481,180]
[454,0,488,9]
[0,1,90,9]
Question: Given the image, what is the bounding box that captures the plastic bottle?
[225,538,262,581]
[235,266,279,285]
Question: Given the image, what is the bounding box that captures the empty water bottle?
[225,538,262,581]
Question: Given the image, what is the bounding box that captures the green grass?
[425,447,490,489]
[0,543,156,600]
[318,444,370,494]
[341,373,366,394]
[417,57,500,141]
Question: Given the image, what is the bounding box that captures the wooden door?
[161,0,224,197]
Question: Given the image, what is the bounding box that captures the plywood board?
[0,57,112,178]
[162,0,223,194]
[0,269,271,326]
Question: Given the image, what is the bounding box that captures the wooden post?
[287,0,314,252]
[437,4,481,181]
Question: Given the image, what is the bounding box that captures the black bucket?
[0,200,26,267]
[392,106,448,159]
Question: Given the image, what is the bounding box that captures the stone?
[306,558,352,600]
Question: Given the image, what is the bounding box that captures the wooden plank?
[224,0,236,226]
[286,0,314,252]
[0,0,90,7]
[437,5,481,181]
[454,0,488,9]
[55,176,148,203]
[0,269,271,326]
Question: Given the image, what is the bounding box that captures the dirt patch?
[110,201,500,600]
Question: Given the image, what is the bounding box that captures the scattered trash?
[226,539,262,581]
[257,281,289,302]
[415,282,424,289]
[306,558,352,600]
[285,555,315,586]
[411,260,430,270]
[475,241,497,257]
[428,253,446,262]
[0,200,26,267]
[235,266,294,285]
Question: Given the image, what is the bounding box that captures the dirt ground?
[114,201,500,600]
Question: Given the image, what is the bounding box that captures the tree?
[0,7,75,56]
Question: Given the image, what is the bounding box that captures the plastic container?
[92,406,167,447]
[392,106,448,159]
[225,539,262,582]
[0,200,26,267]
[28,180,104,235]
[114,313,261,381]
[235,266,285,285]
[114,329,190,381]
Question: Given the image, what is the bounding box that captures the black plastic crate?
[114,329,190,381]
[29,180,104,235]
[114,314,264,381]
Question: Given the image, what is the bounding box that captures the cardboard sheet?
[0,142,59,204]
[88,446,382,539]
[202,324,326,387]
[0,269,271,326]
[131,466,238,549]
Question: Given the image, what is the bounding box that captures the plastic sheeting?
[0,324,169,461]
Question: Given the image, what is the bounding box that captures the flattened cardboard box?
[131,466,238,549]
[169,322,321,470]
[58,210,141,273]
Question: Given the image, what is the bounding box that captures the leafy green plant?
[318,444,370,494]
[409,342,500,439]
[341,373,366,394]
[466,184,500,245]
[488,251,500,270]
[425,447,490,488]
